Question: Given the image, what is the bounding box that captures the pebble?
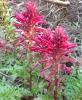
[33,98,43,100]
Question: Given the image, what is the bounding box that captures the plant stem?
[54,75,58,100]
[54,90,57,100]
[27,51,33,100]
[28,51,33,92]
[29,69,32,92]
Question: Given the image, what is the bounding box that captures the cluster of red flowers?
[29,25,76,99]
[13,1,46,57]
[0,1,77,99]
[30,26,76,74]
[29,28,76,96]
[30,27,76,55]
[14,1,46,38]
[14,0,76,86]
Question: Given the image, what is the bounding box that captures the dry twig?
[43,0,70,6]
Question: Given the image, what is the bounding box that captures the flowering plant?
[0,1,77,100]
[13,1,46,60]
[13,1,76,100]
[13,2,47,97]
[14,1,46,47]
[30,26,76,99]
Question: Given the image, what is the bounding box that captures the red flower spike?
[30,26,76,98]
[14,1,46,34]
[14,1,46,53]
[30,26,76,58]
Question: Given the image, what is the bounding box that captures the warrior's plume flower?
[30,26,76,73]
[30,26,76,99]
[13,1,76,99]
[13,1,46,57]
[14,1,46,38]
[30,26,76,61]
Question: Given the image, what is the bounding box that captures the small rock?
[33,98,43,100]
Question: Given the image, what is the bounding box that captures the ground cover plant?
[0,0,82,100]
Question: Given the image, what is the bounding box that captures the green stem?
[29,68,32,92]
[27,51,33,92]
[54,75,58,100]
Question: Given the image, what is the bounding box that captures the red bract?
[0,42,4,47]
[64,66,73,74]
